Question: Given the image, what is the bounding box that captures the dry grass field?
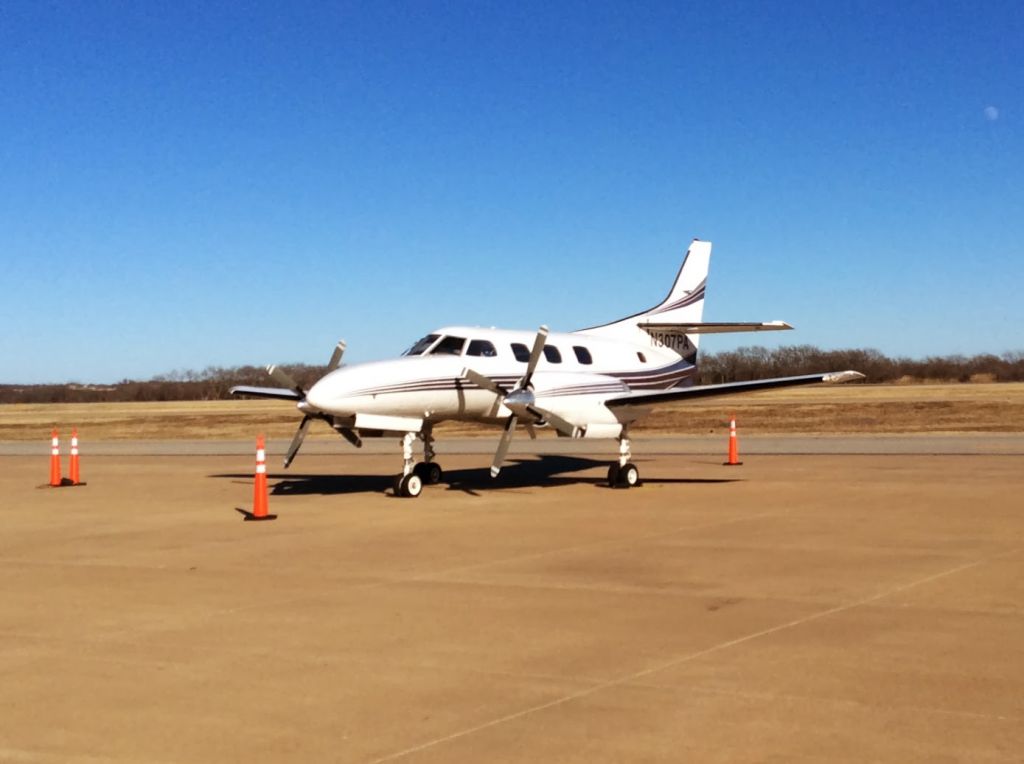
[1,383,1022,441]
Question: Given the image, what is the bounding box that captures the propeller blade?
[524,422,537,440]
[283,416,313,468]
[267,364,304,396]
[463,368,507,395]
[326,340,346,372]
[521,325,549,389]
[490,415,517,477]
[528,405,578,438]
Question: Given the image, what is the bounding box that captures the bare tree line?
[697,346,1024,385]
[0,364,325,404]
[2,347,1023,404]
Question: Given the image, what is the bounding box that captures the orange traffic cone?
[49,429,62,486]
[69,428,81,485]
[723,414,743,466]
[245,434,276,521]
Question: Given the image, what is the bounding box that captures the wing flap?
[605,371,864,408]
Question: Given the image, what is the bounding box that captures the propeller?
[283,414,312,468]
[270,340,355,468]
[268,364,305,397]
[326,340,346,373]
[463,325,578,477]
[268,341,345,396]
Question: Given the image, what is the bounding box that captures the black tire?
[414,461,443,485]
[607,464,620,486]
[399,473,423,498]
[618,462,640,488]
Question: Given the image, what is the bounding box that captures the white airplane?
[232,239,863,497]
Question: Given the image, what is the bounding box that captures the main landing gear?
[607,431,640,488]
[393,428,443,498]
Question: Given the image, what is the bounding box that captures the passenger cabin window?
[429,335,466,355]
[573,346,593,365]
[637,352,647,363]
[466,339,497,357]
[511,343,530,362]
[404,334,440,356]
[543,346,562,363]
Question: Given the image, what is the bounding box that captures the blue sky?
[1,1,1021,383]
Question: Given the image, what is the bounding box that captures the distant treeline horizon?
[3,346,1024,404]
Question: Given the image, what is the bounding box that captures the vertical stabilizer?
[645,239,710,323]
[575,239,712,350]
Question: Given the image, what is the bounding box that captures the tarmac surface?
[1,438,1022,762]
[3,433,1024,456]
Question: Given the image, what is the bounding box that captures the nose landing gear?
[395,471,424,498]
[394,428,443,498]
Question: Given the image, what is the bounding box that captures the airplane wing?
[638,321,793,335]
[229,385,302,401]
[605,371,864,409]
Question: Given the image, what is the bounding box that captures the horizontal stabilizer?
[638,320,793,335]
[229,385,302,401]
[606,370,864,409]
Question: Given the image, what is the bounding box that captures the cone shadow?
[234,507,278,521]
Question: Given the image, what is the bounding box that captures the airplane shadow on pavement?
[209,454,740,499]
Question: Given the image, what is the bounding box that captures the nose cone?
[504,388,535,409]
[304,366,372,415]
[304,374,338,413]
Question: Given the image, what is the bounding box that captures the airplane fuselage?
[303,325,695,431]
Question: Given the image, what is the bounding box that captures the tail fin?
[575,239,711,350]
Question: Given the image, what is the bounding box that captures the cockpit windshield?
[428,335,466,355]
[403,334,440,356]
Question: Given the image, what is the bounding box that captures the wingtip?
[823,370,866,384]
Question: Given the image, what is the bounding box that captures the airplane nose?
[304,378,331,412]
[304,370,357,414]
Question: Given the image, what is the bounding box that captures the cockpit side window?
[403,334,440,356]
[429,335,467,355]
[510,343,530,362]
[466,339,498,357]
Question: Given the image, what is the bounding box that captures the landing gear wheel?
[607,464,620,486]
[414,461,443,485]
[398,473,423,498]
[615,462,640,488]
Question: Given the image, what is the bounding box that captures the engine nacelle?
[529,371,628,438]
[578,422,624,439]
